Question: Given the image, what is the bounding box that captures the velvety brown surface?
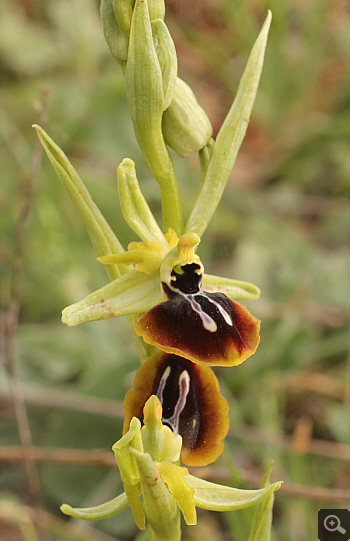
[123,351,229,466]
[134,289,261,366]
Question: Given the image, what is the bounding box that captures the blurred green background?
[1,0,349,540]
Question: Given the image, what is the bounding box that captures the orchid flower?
[61,395,282,540]
[34,0,279,538]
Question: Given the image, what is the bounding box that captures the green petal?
[156,462,197,526]
[117,158,168,248]
[141,395,182,463]
[131,449,181,539]
[247,462,278,541]
[60,492,129,521]
[62,270,165,327]
[185,474,282,512]
[113,417,143,485]
[202,273,260,300]
[185,11,272,236]
[33,125,128,282]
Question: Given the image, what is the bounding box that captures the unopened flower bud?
[148,0,165,21]
[152,19,177,110]
[112,0,133,37]
[162,78,213,157]
[101,0,129,62]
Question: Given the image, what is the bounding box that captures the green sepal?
[141,395,182,463]
[247,462,278,541]
[151,20,178,110]
[185,473,282,512]
[113,417,144,485]
[125,0,183,235]
[101,0,128,63]
[185,11,272,236]
[113,0,133,37]
[131,449,181,540]
[156,462,197,526]
[60,492,129,521]
[202,273,260,300]
[162,78,213,158]
[117,158,168,248]
[61,270,165,327]
[33,125,128,282]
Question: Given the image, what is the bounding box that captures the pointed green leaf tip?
[32,124,127,282]
[185,11,272,237]
[247,461,281,541]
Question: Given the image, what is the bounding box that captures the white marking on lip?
[165,370,190,434]
[188,295,217,332]
[156,367,191,434]
[206,295,233,326]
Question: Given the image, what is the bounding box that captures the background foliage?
[1,0,349,540]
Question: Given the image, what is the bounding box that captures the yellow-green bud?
[151,20,178,110]
[112,0,133,37]
[148,0,165,21]
[162,78,213,157]
[101,0,128,62]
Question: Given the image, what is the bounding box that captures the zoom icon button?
[318,509,350,541]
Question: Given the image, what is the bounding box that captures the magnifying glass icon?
[324,515,346,534]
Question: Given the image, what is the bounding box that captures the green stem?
[148,522,181,541]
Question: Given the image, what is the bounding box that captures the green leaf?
[33,124,127,282]
[247,462,279,541]
[185,474,281,512]
[202,273,260,300]
[185,11,272,237]
[61,269,165,326]
[60,492,129,521]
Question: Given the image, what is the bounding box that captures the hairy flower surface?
[123,350,230,466]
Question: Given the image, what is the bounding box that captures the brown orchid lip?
[134,275,261,367]
[123,351,229,467]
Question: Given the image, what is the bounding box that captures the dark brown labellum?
[123,351,229,466]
